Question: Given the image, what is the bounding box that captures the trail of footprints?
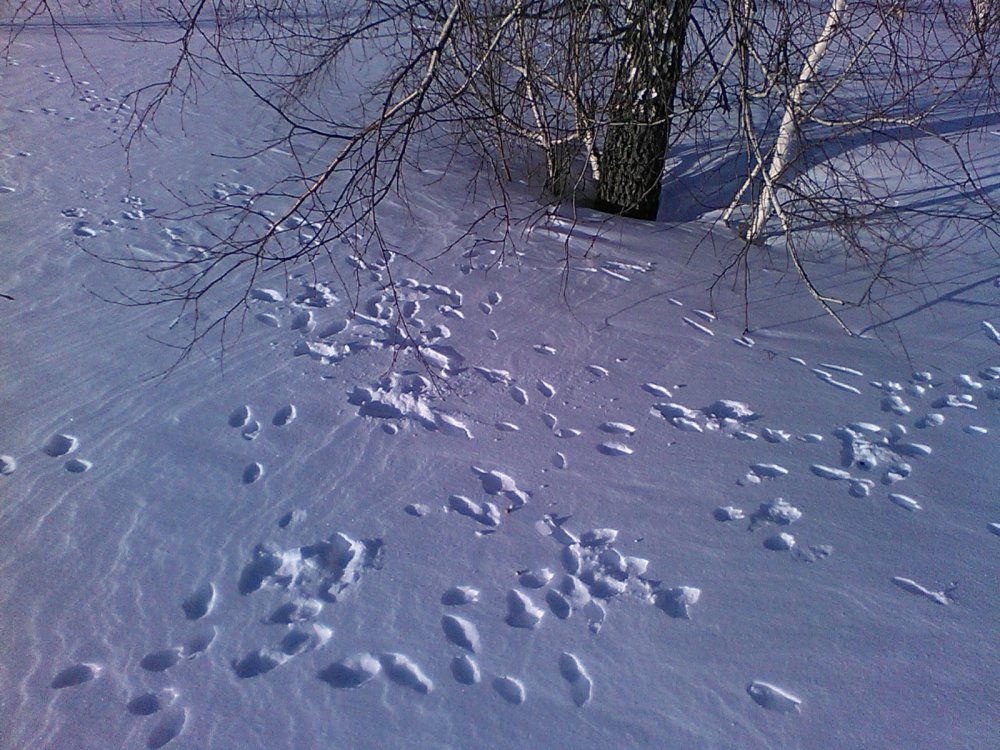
[227,402,297,485]
[37,177,1000,728]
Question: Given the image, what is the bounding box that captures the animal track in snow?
[558,652,593,707]
[764,532,796,551]
[451,654,481,684]
[126,689,178,717]
[505,590,545,629]
[599,421,636,435]
[472,465,530,508]
[653,586,701,619]
[0,455,16,475]
[518,568,554,588]
[598,442,633,456]
[747,681,801,713]
[242,462,264,484]
[652,403,702,432]
[889,493,921,511]
[714,506,745,522]
[250,287,284,303]
[535,515,673,630]
[290,310,314,332]
[241,421,261,441]
[493,675,526,705]
[43,433,78,457]
[317,652,379,688]
[813,368,861,394]
[741,463,789,484]
[380,653,434,694]
[65,458,92,473]
[146,706,187,749]
[228,405,252,428]
[537,380,556,398]
[810,464,875,497]
[891,576,954,605]
[510,386,529,405]
[642,383,672,398]
[683,317,714,336]
[272,404,297,426]
[441,586,480,605]
[441,615,481,653]
[140,648,181,673]
[437,413,474,439]
[448,495,500,528]
[52,662,102,689]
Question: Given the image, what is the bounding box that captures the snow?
[0,20,998,750]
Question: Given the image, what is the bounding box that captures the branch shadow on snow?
[658,110,1000,224]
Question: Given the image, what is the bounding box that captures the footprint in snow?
[126,688,178,717]
[228,405,252,428]
[747,681,802,713]
[441,586,480,605]
[441,614,481,653]
[891,576,955,605]
[380,652,434,694]
[256,313,280,328]
[146,706,187,749]
[43,433,78,457]
[272,404,297,426]
[493,675,526,705]
[0,455,16,475]
[450,654,481,684]
[52,662,103,689]
[65,458,92,473]
[242,462,264,484]
[558,652,593,707]
[597,442,633,456]
[141,648,182,673]
[740,463,789,485]
[182,583,216,620]
[683,317,714,336]
[599,421,636,435]
[250,287,284,303]
[233,650,288,679]
[505,590,545,629]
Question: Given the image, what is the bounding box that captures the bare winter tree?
[706,0,1000,330]
[4,0,999,343]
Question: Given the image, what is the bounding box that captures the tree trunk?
[743,0,847,243]
[595,0,695,220]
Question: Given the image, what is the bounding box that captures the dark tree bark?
[595,0,695,220]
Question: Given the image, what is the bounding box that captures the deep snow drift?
[1,24,999,750]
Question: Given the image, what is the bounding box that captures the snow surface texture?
[1,23,999,750]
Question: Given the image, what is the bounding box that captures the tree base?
[592,195,660,222]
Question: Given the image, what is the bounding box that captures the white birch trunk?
[744,0,847,243]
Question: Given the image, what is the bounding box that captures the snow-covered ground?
[1,24,998,750]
